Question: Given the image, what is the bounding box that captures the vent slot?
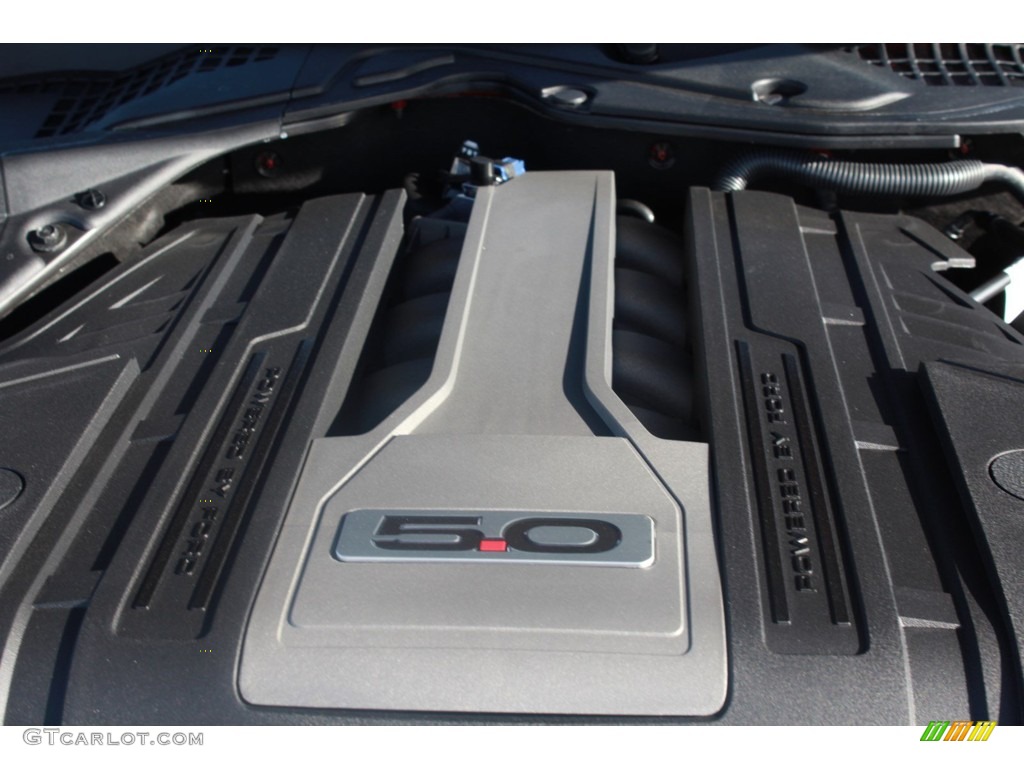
[0,45,282,138]
[851,43,1024,86]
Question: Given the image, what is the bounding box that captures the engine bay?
[1,48,1024,724]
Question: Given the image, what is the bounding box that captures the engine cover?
[3,167,1021,725]
[239,171,727,715]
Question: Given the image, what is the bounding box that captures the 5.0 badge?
[334,510,655,567]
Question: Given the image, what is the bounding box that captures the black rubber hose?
[712,150,1024,201]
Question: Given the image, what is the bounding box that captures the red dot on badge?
[479,539,507,552]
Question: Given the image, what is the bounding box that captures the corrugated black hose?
[712,150,1024,201]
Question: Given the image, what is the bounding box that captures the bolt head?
[28,223,67,253]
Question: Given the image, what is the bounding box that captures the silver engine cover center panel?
[240,171,727,715]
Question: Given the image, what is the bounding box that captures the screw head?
[76,188,106,210]
[28,223,67,253]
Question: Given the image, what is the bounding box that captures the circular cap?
[990,450,1024,501]
[543,87,588,108]
[0,469,24,510]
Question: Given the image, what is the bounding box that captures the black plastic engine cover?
[0,191,409,724]
[687,188,1024,724]
[0,183,1022,724]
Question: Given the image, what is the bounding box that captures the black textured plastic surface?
[0,190,408,724]
[922,362,1024,696]
[687,188,1023,723]
[990,450,1024,501]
